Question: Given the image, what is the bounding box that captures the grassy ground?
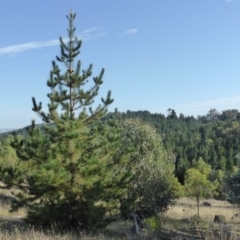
[166,198,239,223]
[0,190,240,240]
[164,198,240,239]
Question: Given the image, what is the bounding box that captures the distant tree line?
[2,108,240,185]
[113,108,240,183]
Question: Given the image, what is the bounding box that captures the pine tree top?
[32,12,114,124]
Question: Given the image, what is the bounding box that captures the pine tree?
[1,12,132,230]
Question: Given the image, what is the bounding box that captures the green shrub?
[144,216,162,233]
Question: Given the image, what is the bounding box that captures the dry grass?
[0,188,137,239]
[0,193,240,239]
[0,229,127,240]
[166,198,239,223]
[0,187,26,219]
[163,198,240,239]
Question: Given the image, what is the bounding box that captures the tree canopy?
[117,109,240,182]
[119,119,183,218]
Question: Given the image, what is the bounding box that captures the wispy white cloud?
[0,40,59,56]
[82,27,107,39]
[82,32,107,40]
[118,28,138,36]
[0,27,107,57]
[83,27,97,34]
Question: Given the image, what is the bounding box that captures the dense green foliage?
[119,119,182,218]
[2,108,240,211]
[118,109,240,183]
[4,107,240,184]
[225,170,240,207]
[0,135,18,167]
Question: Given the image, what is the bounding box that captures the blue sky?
[1,0,240,129]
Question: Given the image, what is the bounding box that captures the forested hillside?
[113,109,240,183]
[2,108,240,185]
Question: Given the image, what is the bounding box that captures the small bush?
[144,216,162,233]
